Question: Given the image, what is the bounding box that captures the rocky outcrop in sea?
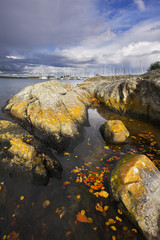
[5,80,90,152]
[110,154,160,240]
[0,120,62,185]
[79,70,160,123]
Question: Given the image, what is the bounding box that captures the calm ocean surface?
[0,77,159,239]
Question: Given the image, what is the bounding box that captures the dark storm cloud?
[0,0,101,49]
[0,0,103,74]
[0,51,97,75]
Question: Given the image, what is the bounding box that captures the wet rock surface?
[5,80,90,151]
[0,120,62,185]
[110,154,160,240]
[100,120,130,143]
[79,73,160,122]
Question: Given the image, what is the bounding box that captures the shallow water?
[0,78,160,240]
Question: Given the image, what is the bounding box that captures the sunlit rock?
[0,120,62,185]
[79,73,160,122]
[5,80,90,151]
[110,154,160,240]
[100,120,129,143]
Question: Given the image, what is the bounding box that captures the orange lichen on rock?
[67,104,85,122]
[110,154,160,238]
[100,120,129,143]
[9,138,36,160]
[10,101,28,120]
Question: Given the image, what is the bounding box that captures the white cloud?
[6,55,24,60]
[134,0,146,11]
[57,19,160,70]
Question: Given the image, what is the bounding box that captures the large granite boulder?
[5,80,90,151]
[100,120,129,143]
[110,154,160,239]
[0,120,62,185]
[79,74,160,122]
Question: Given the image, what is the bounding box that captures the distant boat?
[41,76,48,80]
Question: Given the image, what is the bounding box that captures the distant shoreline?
[0,76,39,79]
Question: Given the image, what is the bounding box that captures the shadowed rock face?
[110,154,160,240]
[79,74,160,122]
[0,120,62,185]
[5,80,90,152]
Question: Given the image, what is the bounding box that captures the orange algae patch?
[67,104,85,121]
[9,138,36,160]
[11,101,28,119]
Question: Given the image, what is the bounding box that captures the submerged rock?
[0,120,62,185]
[110,154,160,240]
[5,80,90,151]
[100,120,129,143]
[79,74,160,122]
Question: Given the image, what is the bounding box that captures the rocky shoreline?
[79,70,160,123]
[1,69,160,239]
[0,120,62,185]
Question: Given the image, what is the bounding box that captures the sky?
[0,0,160,77]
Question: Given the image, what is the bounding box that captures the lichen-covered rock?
[0,120,62,185]
[100,120,129,143]
[79,74,160,122]
[5,80,90,151]
[110,154,160,239]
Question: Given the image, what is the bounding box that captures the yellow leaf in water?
[95,203,103,212]
[104,206,109,211]
[88,217,93,223]
[112,235,116,240]
[79,177,83,183]
[108,219,116,224]
[111,226,117,231]
[20,196,24,201]
[94,191,109,198]
[42,200,50,208]
[60,210,66,219]
[81,210,85,216]
[89,189,93,193]
[64,152,71,156]
[65,231,71,238]
[118,209,122,215]
[97,191,109,198]
[63,181,70,186]
[77,195,81,199]
[76,178,80,183]
[93,226,97,231]
[116,216,122,222]
[131,136,136,139]
[76,212,90,223]
[3,235,6,240]
[94,192,99,197]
